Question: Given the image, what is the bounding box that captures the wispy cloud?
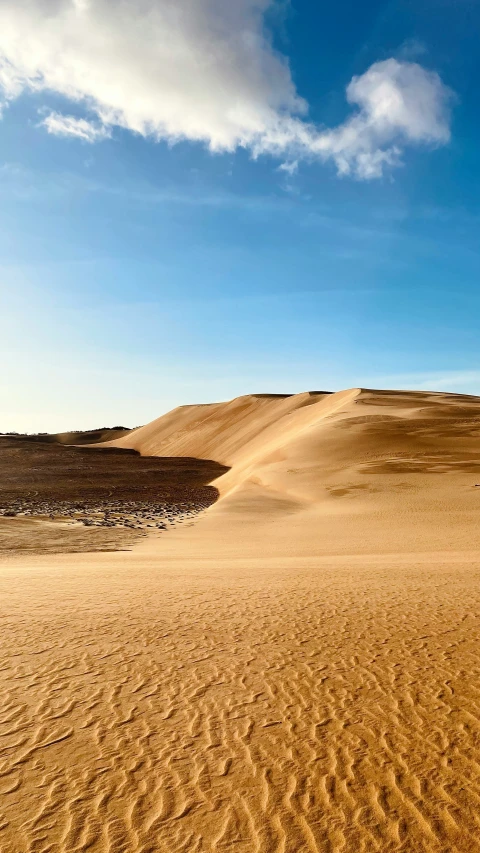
[278,160,298,176]
[40,112,111,142]
[0,1,454,179]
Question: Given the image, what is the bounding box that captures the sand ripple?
[1,552,480,852]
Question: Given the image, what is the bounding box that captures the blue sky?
[1,0,479,432]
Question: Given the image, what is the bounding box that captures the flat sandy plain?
[1,388,480,853]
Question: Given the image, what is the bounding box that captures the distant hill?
[1,427,133,445]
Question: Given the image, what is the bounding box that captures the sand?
[1,388,480,852]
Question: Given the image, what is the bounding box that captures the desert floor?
[1,388,480,852]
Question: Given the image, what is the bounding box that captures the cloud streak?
[41,112,111,142]
[0,0,453,178]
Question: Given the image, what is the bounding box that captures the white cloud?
[333,59,451,177]
[0,1,453,179]
[41,111,111,142]
[278,160,299,176]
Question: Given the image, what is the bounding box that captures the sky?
[1,0,479,432]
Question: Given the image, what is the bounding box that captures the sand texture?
[1,388,480,852]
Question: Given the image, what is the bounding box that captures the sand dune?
[108,392,331,462]
[112,387,480,550]
[2,387,480,852]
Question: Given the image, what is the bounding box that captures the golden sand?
[1,388,480,852]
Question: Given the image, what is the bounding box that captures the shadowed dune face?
[0,438,227,553]
[0,438,227,502]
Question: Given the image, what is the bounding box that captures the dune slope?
[216,386,480,500]
[108,391,332,464]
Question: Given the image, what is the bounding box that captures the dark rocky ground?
[0,437,228,552]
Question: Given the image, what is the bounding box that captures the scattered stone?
[0,493,211,533]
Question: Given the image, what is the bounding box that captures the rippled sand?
[1,540,480,853]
